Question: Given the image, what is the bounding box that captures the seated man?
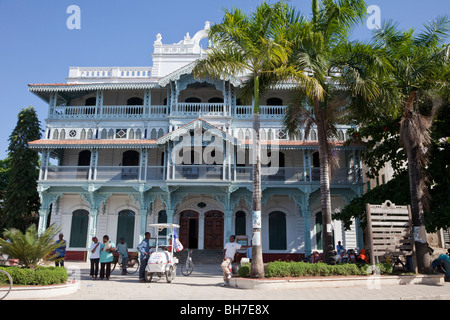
[432,249,450,282]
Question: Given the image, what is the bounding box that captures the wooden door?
[204,211,224,249]
[179,211,199,249]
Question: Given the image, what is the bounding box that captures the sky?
[0,0,448,159]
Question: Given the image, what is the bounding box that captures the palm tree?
[372,16,450,272]
[284,0,392,264]
[0,224,62,269]
[194,1,315,278]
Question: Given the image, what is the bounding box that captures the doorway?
[204,210,224,249]
[179,210,199,249]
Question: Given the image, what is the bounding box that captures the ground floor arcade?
[37,185,363,262]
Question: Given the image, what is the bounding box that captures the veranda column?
[37,205,50,236]
[302,206,312,257]
[224,210,233,240]
[139,208,148,243]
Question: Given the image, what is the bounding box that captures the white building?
[29,23,364,261]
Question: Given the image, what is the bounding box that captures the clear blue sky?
[0,0,448,159]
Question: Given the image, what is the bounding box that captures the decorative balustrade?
[68,67,153,79]
[50,105,168,120]
[42,165,360,184]
[49,103,286,120]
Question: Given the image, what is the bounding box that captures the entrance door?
[204,211,224,249]
[179,211,199,249]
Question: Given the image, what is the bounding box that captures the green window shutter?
[269,211,286,250]
[70,209,89,248]
[117,210,135,245]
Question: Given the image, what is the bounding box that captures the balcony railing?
[51,105,168,120]
[42,165,361,184]
[49,103,287,120]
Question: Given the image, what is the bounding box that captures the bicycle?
[0,269,13,300]
[111,251,140,274]
[180,249,194,276]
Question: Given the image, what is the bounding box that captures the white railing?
[41,165,360,184]
[172,165,224,180]
[172,103,229,117]
[234,105,286,119]
[50,105,168,120]
[68,67,152,79]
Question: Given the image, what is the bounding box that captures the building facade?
[29,23,364,261]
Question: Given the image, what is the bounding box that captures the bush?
[238,263,251,278]
[0,266,68,286]
[250,261,394,278]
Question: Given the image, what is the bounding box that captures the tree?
[2,106,42,232]
[0,224,61,269]
[284,0,389,264]
[370,16,449,272]
[193,1,312,277]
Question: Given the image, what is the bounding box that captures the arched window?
[117,210,135,245]
[208,97,224,103]
[85,97,96,106]
[78,150,91,166]
[122,150,139,166]
[269,211,287,250]
[235,211,246,236]
[185,97,201,103]
[266,97,283,106]
[127,97,143,105]
[70,209,89,248]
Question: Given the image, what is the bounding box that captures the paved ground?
[32,261,450,301]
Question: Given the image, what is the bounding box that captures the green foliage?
[3,106,42,231]
[258,261,392,278]
[0,224,61,269]
[238,263,251,278]
[0,266,68,286]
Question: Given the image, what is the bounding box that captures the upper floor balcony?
[48,102,287,121]
[41,164,362,186]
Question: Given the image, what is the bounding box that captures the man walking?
[221,235,241,286]
[137,232,151,282]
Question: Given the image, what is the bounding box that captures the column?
[38,206,50,236]
[225,210,233,240]
[139,208,148,243]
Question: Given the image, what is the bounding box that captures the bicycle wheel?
[111,262,117,273]
[126,258,139,274]
[0,269,13,300]
[181,260,194,276]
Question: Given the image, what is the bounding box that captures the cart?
[145,223,180,283]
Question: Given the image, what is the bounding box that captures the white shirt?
[224,242,241,259]
[90,242,101,259]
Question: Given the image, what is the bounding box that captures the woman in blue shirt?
[99,235,115,280]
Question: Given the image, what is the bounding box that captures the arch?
[69,209,89,248]
[78,150,91,166]
[85,97,96,106]
[127,97,143,105]
[185,97,201,103]
[269,211,287,250]
[122,150,139,166]
[52,129,59,140]
[235,211,246,236]
[208,97,224,103]
[117,209,135,245]
[266,97,283,106]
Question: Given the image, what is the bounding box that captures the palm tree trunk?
[400,91,431,273]
[251,75,264,278]
[406,145,431,273]
[315,98,335,264]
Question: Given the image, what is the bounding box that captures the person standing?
[116,237,128,275]
[89,237,100,279]
[99,235,115,280]
[54,233,67,267]
[137,232,151,283]
[221,235,241,286]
